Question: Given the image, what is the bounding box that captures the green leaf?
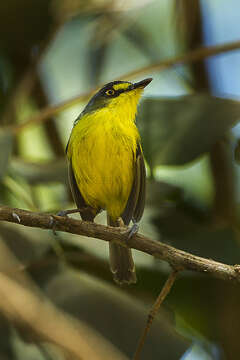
[138,95,240,167]
[0,129,13,180]
[45,270,189,359]
[10,158,68,185]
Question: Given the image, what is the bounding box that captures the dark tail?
[108,216,137,285]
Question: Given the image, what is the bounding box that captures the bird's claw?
[50,216,58,236]
[50,211,69,236]
[125,222,139,241]
[56,210,70,217]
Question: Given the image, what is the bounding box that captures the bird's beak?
[133,78,153,89]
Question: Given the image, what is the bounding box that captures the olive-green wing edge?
[121,143,146,225]
[68,161,95,221]
[134,144,146,222]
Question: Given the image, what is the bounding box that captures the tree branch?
[0,205,240,283]
[134,269,179,360]
[9,39,240,134]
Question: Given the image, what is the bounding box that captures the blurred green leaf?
[42,269,189,360]
[146,179,183,208]
[87,13,158,85]
[0,222,51,264]
[123,23,159,60]
[151,197,239,264]
[170,274,240,358]
[10,158,68,185]
[138,95,240,168]
[3,176,37,210]
[0,129,13,180]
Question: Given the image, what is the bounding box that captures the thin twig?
[120,39,240,81]
[8,39,240,134]
[133,269,179,360]
[0,205,240,283]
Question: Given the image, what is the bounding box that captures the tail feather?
[108,216,137,285]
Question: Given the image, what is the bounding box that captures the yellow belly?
[68,109,139,220]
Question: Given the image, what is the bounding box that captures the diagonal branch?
[9,39,240,134]
[0,205,240,283]
[134,269,179,360]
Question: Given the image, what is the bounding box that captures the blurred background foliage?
[0,0,240,359]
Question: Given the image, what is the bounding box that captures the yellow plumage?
[67,89,142,220]
[66,78,152,284]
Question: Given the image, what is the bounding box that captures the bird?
[65,78,152,284]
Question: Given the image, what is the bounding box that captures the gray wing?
[121,143,146,225]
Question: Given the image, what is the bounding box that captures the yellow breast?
[67,103,140,220]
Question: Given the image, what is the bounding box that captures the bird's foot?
[50,207,93,235]
[56,210,70,217]
[56,208,86,217]
[126,222,139,240]
[116,218,139,242]
[48,211,74,262]
[50,208,82,235]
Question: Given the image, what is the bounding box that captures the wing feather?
[121,143,146,225]
[133,146,146,222]
[68,161,95,221]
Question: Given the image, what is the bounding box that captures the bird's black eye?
[105,89,115,96]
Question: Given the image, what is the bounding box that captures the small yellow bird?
[66,78,152,284]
